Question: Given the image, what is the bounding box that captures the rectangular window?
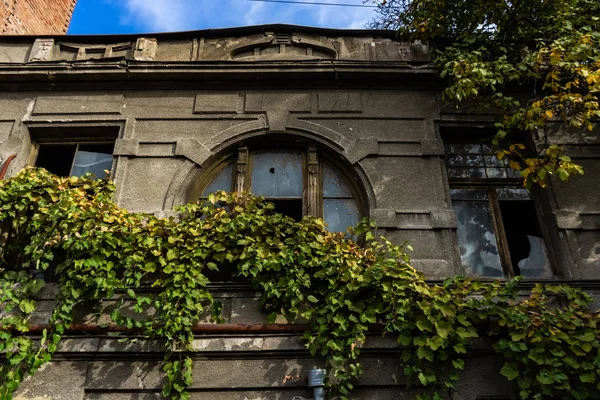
[29,125,119,180]
[35,142,115,179]
[445,141,552,279]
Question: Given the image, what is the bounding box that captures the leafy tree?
[369,0,600,188]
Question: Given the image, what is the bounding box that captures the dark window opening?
[203,261,244,282]
[271,199,303,221]
[35,142,115,179]
[500,200,547,278]
[35,144,77,176]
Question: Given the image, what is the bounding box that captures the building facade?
[0,25,599,399]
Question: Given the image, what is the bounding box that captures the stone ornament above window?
[230,32,338,61]
[22,27,430,64]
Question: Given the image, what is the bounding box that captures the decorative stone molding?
[420,139,445,156]
[133,38,158,61]
[344,137,378,164]
[113,139,139,156]
[175,139,213,166]
[28,39,55,62]
[371,209,456,230]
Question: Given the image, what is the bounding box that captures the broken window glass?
[445,143,519,180]
[36,142,115,179]
[451,190,503,277]
[450,186,551,278]
[70,150,113,178]
[498,190,550,278]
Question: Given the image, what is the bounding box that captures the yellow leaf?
[545,110,553,119]
[509,161,522,170]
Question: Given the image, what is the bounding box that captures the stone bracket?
[29,39,55,62]
[555,211,582,229]
[133,38,158,61]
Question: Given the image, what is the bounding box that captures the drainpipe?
[0,154,17,180]
[308,368,326,400]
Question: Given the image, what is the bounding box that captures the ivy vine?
[0,168,599,400]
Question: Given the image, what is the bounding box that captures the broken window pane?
[452,199,504,277]
[202,163,233,196]
[499,199,551,278]
[201,148,361,233]
[70,150,113,179]
[272,199,303,222]
[445,143,518,180]
[251,151,302,198]
[496,188,530,201]
[447,167,486,179]
[35,143,114,179]
[324,199,359,233]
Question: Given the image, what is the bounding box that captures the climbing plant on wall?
[370,0,599,189]
[0,169,599,400]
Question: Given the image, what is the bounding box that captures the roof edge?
[0,23,402,42]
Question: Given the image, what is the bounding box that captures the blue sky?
[68,0,379,34]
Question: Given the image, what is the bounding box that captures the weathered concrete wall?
[1,87,598,280]
[15,336,515,400]
[0,26,599,399]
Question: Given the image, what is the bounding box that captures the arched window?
[196,145,362,233]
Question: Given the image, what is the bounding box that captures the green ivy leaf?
[500,362,519,381]
[579,372,595,383]
[19,300,35,314]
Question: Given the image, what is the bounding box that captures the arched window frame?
[192,142,366,232]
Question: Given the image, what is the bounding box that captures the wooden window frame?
[450,183,522,278]
[447,154,552,279]
[195,143,365,224]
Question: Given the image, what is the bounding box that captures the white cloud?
[118,0,377,32]
[313,0,377,29]
[242,2,265,25]
[120,0,192,32]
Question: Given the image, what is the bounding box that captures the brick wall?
[1,0,77,35]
